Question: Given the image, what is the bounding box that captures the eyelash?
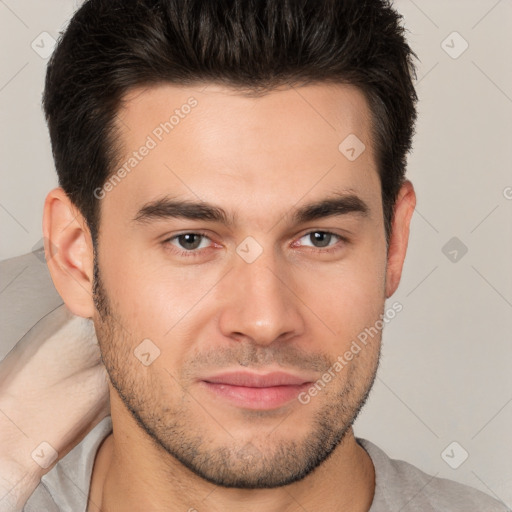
[163,230,347,258]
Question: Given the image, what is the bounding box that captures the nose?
[217,247,306,347]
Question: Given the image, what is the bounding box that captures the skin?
[0,304,108,512]
[43,82,416,512]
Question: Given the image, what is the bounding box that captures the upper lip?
[202,371,312,388]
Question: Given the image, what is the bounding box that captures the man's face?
[93,83,388,488]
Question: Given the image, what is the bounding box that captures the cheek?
[98,240,221,345]
[296,245,386,345]
[96,237,163,336]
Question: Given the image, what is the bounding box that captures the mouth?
[200,371,313,410]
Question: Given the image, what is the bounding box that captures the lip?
[200,371,313,410]
[203,371,311,387]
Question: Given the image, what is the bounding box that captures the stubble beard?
[92,256,381,489]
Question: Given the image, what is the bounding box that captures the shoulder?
[357,438,510,512]
[24,417,113,511]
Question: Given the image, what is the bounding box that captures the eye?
[297,231,343,249]
[163,230,346,258]
[167,232,212,252]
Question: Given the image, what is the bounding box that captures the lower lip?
[201,381,311,410]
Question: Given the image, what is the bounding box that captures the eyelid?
[163,230,213,243]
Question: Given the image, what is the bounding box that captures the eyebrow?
[132,192,369,227]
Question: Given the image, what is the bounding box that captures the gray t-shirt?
[24,417,509,511]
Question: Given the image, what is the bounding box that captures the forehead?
[105,82,379,224]
[117,82,373,153]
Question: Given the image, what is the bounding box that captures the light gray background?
[0,0,511,507]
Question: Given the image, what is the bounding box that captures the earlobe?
[385,180,416,298]
[42,187,96,318]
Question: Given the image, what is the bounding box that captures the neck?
[88,402,375,512]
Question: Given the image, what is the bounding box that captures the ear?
[42,187,96,318]
[385,180,416,298]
